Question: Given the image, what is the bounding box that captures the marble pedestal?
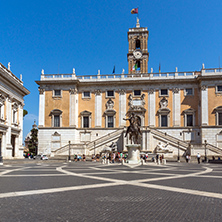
[126,144,141,164]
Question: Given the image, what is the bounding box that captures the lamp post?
[177,141,180,162]
[0,134,3,165]
[204,140,207,162]
[68,141,71,162]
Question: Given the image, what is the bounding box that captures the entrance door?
[11,135,16,157]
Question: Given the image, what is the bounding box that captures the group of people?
[99,152,128,163]
[73,154,86,161]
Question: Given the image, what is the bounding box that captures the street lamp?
[204,140,207,162]
[177,141,180,162]
[68,141,71,162]
[0,134,3,165]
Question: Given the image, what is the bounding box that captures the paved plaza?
[0,161,222,221]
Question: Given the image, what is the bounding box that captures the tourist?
[197,153,201,164]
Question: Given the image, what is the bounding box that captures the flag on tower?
[131,8,138,14]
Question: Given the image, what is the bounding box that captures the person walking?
[197,153,201,164]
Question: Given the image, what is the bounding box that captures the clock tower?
[127,18,149,74]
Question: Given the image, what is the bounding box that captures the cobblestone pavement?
[0,161,222,221]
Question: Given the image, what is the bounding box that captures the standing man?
[197,153,201,164]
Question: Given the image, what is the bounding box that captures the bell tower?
[127,18,149,74]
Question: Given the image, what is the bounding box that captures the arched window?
[136,39,140,49]
[50,109,62,127]
[183,108,195,127]
[80,110,92,128]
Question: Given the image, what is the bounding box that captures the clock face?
[133,50,142,59]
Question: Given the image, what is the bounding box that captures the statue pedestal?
[126,144,141,164]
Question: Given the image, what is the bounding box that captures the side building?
[0,63,30,159]
[36,20,222,158]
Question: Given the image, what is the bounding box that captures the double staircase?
[52,128,124,156]
[51,127,222,156]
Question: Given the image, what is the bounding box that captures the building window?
[185,88,193,96]
[160,89,168,96]
[107,116,114,128]
[158,108,170,127]
[219,113,222,125]
[12,103,18,124]
[50,109,62,127]
[80,110,91,128]
[54,115,60,127]
[161,115,168,127]
[54,90,61,97]
[83,91,91,98]
[187,114,193,126]
[216,85,222,93]
[215,106,222,125]
[183,108,195,127]
[83,116,89,128]
[134,90,141,96]
[106,90,114,97]
[136,39,140,49]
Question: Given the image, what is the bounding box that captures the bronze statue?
[123,113,142,144]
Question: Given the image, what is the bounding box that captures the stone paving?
[0,161,221,221]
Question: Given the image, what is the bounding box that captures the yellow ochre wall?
[44,90,70,127]
[78,92,95,128]
[180,88,199,127]
[208,86,222,125]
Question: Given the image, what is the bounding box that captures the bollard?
[162,159,166,165]
[158,159,160,165]
[122,159,124,165]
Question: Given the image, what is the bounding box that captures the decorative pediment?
[158,108,170,114]
[183,108,195,114]
[52,131,60,136]
[80,110,92,116]
[50,109,63,116]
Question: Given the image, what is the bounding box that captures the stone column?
[119,89,126,127]
[148,89,155,126]
[5,96,12,148]
[18,103,24,149]
[95,90,102,127]
[173,87,181,126]
[38,88,45,127]
[69,88,77,127]
[201,85,208,125]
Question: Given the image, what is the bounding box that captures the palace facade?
[0,63,30,159]
[36,20,222,158]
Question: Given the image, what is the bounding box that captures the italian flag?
[131,64,138,71]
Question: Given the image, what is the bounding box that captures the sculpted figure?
[124,112,142,144]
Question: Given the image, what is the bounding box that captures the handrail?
[206,143,222,154]
[87,129,123,150]
[149,127,189,148]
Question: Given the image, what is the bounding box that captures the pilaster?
[95,90,102,127]
[119,89,126,127]
[173,87,181,126]
[38,88,45,127]
[201,85,208,125]
[69,88,77,127]
[148,89,155,126]
[6,96,12,148]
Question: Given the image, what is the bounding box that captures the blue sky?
[1,0,222,141]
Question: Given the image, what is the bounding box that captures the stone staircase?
[51,128,124,156]
[149,127,189,152]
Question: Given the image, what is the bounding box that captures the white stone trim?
[38,90,45,126]
[148,89,155,126]
[173,89,181,126]
[95,93,102,127]
[201,85,208,125]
